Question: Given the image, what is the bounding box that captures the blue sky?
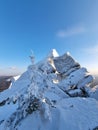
[0,0,98,75]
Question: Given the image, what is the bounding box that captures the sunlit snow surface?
[0,50,98,130]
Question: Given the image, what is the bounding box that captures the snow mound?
[0,49,98,130]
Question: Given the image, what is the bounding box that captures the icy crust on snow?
[0,49,98,130]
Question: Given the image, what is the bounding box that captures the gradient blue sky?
[0,0,98,75]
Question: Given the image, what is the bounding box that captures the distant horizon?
[0,49,98,76]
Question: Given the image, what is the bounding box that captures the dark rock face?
[93,126,98,130]
[0,76,12,92]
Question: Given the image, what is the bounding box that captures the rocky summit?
[0,49,98,130]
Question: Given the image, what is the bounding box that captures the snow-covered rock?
[88,85,98,100]
[0,49,98,130]
[47,49,59,58]
[53,52,80,75]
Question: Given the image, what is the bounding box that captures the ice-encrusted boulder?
[0,49,98,130]
[53,52,80,75]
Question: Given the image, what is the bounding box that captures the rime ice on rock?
[53,52,80,75]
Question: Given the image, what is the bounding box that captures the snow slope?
[0,49,98,130]
[17,97,98,130]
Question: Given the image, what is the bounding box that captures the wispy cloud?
[57,25,86,38]
[56,23,98,38]
[0,66,25,76]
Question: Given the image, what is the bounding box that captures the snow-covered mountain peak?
[0,50,98,130]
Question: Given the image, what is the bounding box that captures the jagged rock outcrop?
[53,52,80,75]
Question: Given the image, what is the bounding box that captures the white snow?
[13,75,21,81]
[17,97,98,130]
[47,49,59,58]
[0,71,30,102]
